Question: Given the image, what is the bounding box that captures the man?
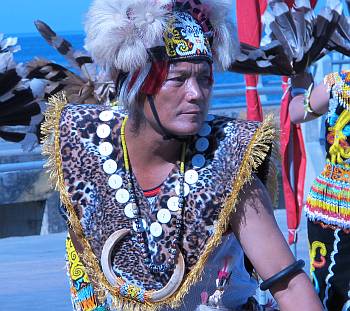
[42,0,322,310]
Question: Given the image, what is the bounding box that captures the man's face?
[143,60,213,136]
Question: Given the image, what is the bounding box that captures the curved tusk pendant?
[101,228,185,302]
[101,228,130,286]
[150,250,185,302]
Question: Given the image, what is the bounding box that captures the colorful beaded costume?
[305,70,350,229]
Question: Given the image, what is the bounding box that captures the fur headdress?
[84,0,238,72]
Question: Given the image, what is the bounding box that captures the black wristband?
[260,259,305,291]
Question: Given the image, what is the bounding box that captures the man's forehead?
[168,61,211,73]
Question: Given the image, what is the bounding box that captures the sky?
[0,0,89,35]
[0,0,338,36]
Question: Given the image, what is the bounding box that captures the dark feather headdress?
[28,20,116,105]
[0,33,45,146]
[0,21,117,147]
[230,0,350,75]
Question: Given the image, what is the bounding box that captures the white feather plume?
[198,0,238,70]
[85,0,239,72]
[85,0,171,72]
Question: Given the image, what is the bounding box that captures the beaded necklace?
[121,116,187,273]
[326,70,350,111]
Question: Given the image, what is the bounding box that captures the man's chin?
[171,123,203,137]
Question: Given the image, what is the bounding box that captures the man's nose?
[185,77,204,102]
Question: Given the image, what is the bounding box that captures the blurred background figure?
[289,65,350,310]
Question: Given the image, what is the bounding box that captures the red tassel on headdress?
[128,60,169,95]
[142,60,169,95]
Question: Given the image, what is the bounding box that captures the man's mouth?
[181,110,201,115]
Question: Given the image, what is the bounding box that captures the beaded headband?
[162,11,213,63]
[84,0,238,72]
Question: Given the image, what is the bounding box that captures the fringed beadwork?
[324,71,350,112]
[120,282,147,303]
[305,162,350,229]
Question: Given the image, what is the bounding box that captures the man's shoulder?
[62,103,126,123]
[211,115,262,140]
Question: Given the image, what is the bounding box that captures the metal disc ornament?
[157,208,172,224]
[184,169,198,185]
[195,137,209,152]
[167,196,180,212]
[96,124,111,138]
[124,203,136,219]
[103,159,118,174]
[99,110,114,122]
[115,188,130,203]
[150,222,163,237]
[198,123,211,137]
[108,174,123,189]
[99,142,113,156]
[191,154,205,168]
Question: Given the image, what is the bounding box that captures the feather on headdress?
[84,0,238,72]
[230,0,350,75]
[0,33,44,147]
[30,20,116,105]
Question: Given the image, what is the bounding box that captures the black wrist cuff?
[260,259,305,291]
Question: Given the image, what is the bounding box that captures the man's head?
[143,60,212,136]
[84,0,236,134]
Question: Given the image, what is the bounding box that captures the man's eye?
[169,76,186,82]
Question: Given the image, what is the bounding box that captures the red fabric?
[143,186,162,197]
[279,0,317,244]
[238,0,318,244]
[245,75,263,121]
[236,0,267,121]
[280,77,307,244]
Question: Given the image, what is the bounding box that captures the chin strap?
[147,95,188,142]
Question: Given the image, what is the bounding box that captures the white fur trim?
[201,0,239,70]
[85,0,238,71]
[85,0,171,72]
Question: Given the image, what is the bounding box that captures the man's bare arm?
[230,176,322,310]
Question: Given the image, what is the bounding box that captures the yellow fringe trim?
[168,114,276,309]
[264,136,280,208]
[41,93,276,311]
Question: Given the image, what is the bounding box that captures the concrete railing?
[0,142,65,237]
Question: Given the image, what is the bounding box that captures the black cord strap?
[260,259,305,291]
[147,95,187,142]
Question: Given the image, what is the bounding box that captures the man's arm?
[230,176,322,310]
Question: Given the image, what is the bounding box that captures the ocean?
[14,32,282,107]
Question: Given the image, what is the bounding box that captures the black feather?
[0,69,21,95]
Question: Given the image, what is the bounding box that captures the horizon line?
[3,30,84,38]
